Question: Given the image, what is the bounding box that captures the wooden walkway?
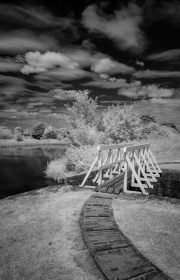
[80,192,173,280]
[95,169,136,195]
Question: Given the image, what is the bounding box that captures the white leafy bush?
[45,157,75,182]
[67,119,108,147]
[0,127,14,139]
[101,104,142,142]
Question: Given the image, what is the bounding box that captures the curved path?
[80,192,173,280]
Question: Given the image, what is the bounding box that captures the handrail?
[80,143,133,187]
[123,143,162,194]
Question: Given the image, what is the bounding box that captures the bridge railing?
[80,143,134,187]
[123,143,162,195]
[80,143,162,195]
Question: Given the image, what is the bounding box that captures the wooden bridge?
[80,143,162,195]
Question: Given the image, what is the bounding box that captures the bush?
[139,122,162,139]
[66,119,108,147]
[96,115,106,132]
[0,127,14,139]
[45,157,75,182]
[14,134,23,141]
[0,126,8,130]
[23,129,31,137]
[65,145,98,173]
[56,128,69,139]
[43,129,57,139]
[161,122,179,133]
[13,126,23,135]
[31,122,45,139]
[140,115,156,124]
[101,104,142,142]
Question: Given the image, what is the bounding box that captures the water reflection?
[0,145,66,199]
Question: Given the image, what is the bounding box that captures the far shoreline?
[0,138,69,147]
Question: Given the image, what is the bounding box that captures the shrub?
[14,133,23,141]
[101,104,142,142]
[0,127,14,139]
[23,129,31,137]
[139,122,162,139]
[161,122,179,133]
[13,126,23,135]
[0,126,8,130]
[43,129,57,139]
[96,115,106,132]
[140,115,156,124]
[65,145,98,173]
[45,157,75,182]
[31,122,45,139]
[65,90,98,128]
[56,128,69,139]
[66,119,108,147]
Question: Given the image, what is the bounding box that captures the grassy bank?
[0,188,104,280]
[0,138,69,147]
[113,195,180,280]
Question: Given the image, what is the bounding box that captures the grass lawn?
[0,188,105,280]
[113,195,180,280]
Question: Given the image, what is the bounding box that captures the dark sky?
[0,0,180,129]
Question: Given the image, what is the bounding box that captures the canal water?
[0,145,66,199]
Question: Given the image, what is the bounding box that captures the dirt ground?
[0,188,105,280]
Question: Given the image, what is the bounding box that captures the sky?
[0,0,180,130]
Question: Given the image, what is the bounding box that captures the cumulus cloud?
[81,39,96,51]
[60,48,105,68]
[135,60,144,66]
[82,74,140,89]
[50,89,79,100]
[150,98,180,104]
[82,78,128,89]
[147,49,180,61]
[26,51,79,69]
[91,58,135,74]
[133,70,180,78]
[21,51,80,75]
[0,31,58,54]
[21,65,46,75]
[119,84,174,99]
[82,3,146,53]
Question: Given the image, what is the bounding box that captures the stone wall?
[149,169,180,199]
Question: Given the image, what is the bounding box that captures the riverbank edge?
[0,138,70,147]
[3,162,180,201]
